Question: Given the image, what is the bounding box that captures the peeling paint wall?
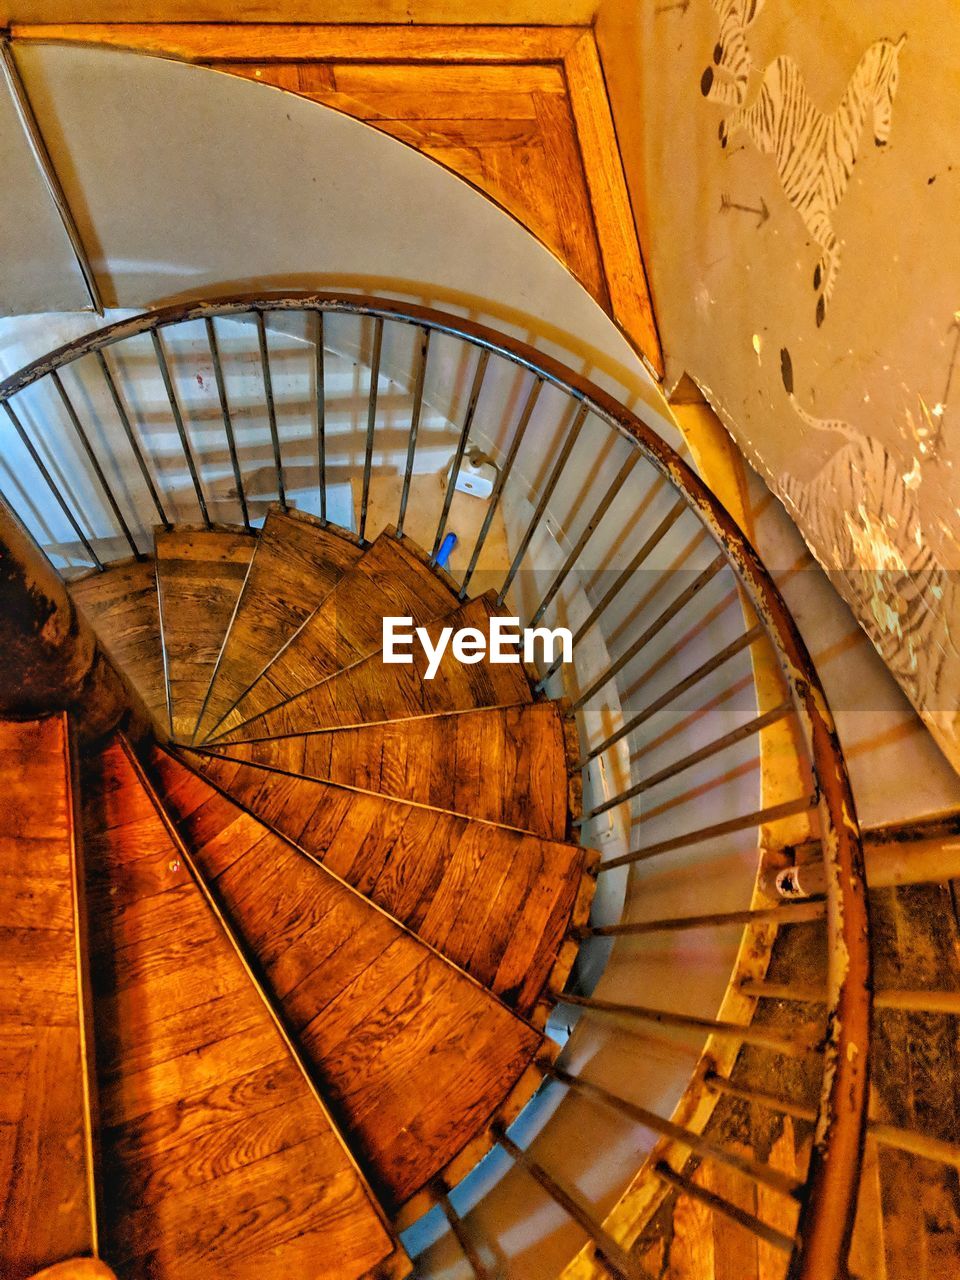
[597,0,960,771]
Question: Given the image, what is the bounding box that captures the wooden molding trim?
[10,22,586,62]
[563,30,663,376]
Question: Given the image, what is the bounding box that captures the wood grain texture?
[145,743,544,1210]
[81,736,404,1280]
[217,592,534,743]
[9,23,662,372]
[10,24,588,62]
[181,747,586,1013]
[207,701,572,837]
[0,716,95,1280]
[70,559,167,735]
[154,527,255,741]
[563,31,662,375]
[193,507,363,743]
[213,529,457,740]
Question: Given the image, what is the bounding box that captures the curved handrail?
[0,292,871,1278]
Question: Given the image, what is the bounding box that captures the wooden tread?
[205,702,576,839]
[184,747,592,1014]
[207,529,458,741]
[192,508,363,744]
[215,593,534,744]
[0,715,97,1280]
[154,527,255,741]
[70,560,167,734]
[81,735,407,1280]
[144,743,546,1211]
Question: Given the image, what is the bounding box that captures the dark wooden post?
[0,499,129,740]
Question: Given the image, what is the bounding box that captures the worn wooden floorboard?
[193,507,363,744]
[81,735,404,1280]
[0,715,95,1280]
[218,592,534,743]
[182,748,589,1014]
[208,701,574,838]
[145,743,544,1211]
[155,527,255,741]
[70,560,167,735]
[214,528,457,739]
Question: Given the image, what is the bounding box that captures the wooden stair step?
[206,702,579,839]
[154,527,255,742]
[81,735,407,1280]
[184,748,592,1014]
[209,529,458,741]
[144,743,546,1211]
[70,560,167,735]
[215,592,534,743]
[0,715,98,1280]
[192,507,363,744]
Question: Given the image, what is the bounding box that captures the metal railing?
[0,293,872,1280]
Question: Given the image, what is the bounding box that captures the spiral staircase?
[0,296,877,1280]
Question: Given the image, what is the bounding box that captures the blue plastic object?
[435,531,458,569]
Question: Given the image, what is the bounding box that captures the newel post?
[0,498,129,739]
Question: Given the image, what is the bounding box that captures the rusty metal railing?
[0,293,872,1280]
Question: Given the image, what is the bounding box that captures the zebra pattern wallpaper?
[600,0,960,770]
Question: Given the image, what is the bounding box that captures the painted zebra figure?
[700,0,765,109]
[779,346,958,731]
[718,34,906,326]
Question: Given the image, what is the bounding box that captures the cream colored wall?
[597,0,960,775]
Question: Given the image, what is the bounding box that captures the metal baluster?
[528,453,640,627]
[315,310,327,525]
[433,1180,492,1279]
[569,554,726,713]
[557,992,818,1056]
[654,1163,796,1254]
[459,376,543,598]
[743,980,960,1016]
[431,347,490,561]
[581,899,824,939]
[255,310,286,511]
[359,316,384,541]
[2,400,103,569]
[205,318,250,531]
[544,1065,801,1196]
[96,350,170,531]
[536,498,686,691]
[396,327,430,538]
[705,1073,960,1168]
[49,371,140,558]
[496,400,589,605]
[576,624,763,767]
[581,701,794,822]
[151,329,210,527]
[596,793,819,874]
[492,1124,648,1280]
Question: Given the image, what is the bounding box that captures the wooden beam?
[10,22,586,62]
